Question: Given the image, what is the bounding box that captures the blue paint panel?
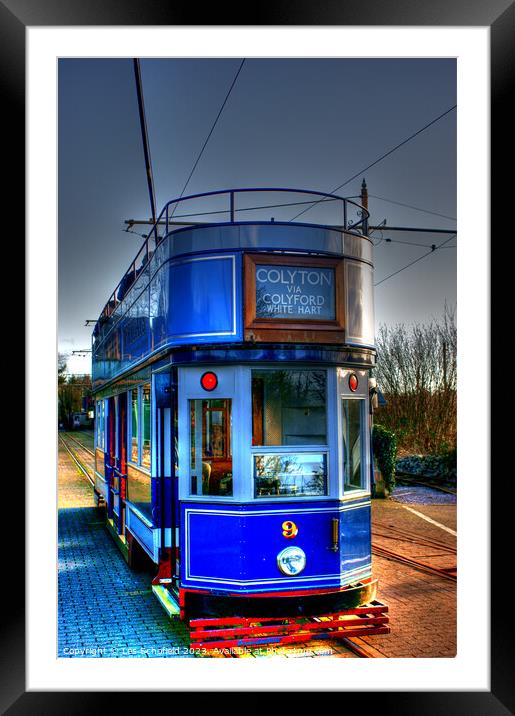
[92,252,242,388]
[340,505,371,575]
[181,500,371,593]
[126,507,155,560]
[240,509,339,581]
[168,255,239,343]
[185,509,244,583]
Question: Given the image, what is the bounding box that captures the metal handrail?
[96,188,370,326]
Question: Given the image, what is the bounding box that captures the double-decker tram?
[92,188,388,644]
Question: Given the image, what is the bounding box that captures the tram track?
[63,431,95,457]
[395,472,456,495]
[58,433,95,487]
[372,514,456,582]
[371,543,456,581]
[373,520,456,553]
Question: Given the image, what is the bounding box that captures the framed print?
[7,0,509,710]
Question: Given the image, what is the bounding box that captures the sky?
[58,58,456,375]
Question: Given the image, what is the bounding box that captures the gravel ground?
[391,484,456,505]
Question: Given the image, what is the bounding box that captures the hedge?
[372,423,397,491]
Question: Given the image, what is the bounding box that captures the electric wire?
[369,194,456,221]
[379,236,455,249]
[289,104,457,221]
[170,59,246,218]
[374,234,456,286]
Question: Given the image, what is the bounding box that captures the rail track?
[372,517,457,581]
[58,432,95,487]
[70,429,95,450]
[395,472,456,495]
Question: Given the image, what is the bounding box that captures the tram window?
[128,383,151,470]
[130,388,139,463]
[141,384,151,469]
[189,399,233,497]
[96,400,105,450]
[254,453,327,497]
[342,399,366,492]
[252,370,327,446]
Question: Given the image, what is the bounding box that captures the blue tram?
[91,188,379,623]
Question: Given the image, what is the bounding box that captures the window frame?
[337,368,371,500]
[95,399,105,451]
[249,366,333,500]
[341,397,368,495]
[188,396,234,498]
[127,382,151,474]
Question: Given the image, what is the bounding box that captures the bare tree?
[58,353,68,384]
[373,306,456,455]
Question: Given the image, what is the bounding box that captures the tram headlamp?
[277,546,306,576]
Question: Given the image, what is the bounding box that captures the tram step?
[152,585,181,619]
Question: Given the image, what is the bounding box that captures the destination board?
[255,265,336,320]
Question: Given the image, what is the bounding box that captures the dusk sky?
[58,58,456,375]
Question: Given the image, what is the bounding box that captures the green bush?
[373,424,397,491]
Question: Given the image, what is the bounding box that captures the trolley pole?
[133,58,157,227]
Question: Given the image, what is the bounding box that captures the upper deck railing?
[97,188,370,325]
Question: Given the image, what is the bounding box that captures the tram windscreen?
[252,370,327,446]
[189,399,233,496]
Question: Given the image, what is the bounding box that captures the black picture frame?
[8,0,507,711]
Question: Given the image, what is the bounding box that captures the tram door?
[106,396,116,519]
[116,392,128,536]
[154,372,178,584]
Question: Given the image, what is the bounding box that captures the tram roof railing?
[96,188,370,328]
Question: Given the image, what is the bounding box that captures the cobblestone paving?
[58,435,456,659]
[58,443,193,658]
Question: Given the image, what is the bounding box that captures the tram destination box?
[244,254,345,344]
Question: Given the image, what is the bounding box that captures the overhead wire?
[378,236,455,249]
[374,234,457,287]
[170,59,246,218]
[289,104,457,221]
[369,194,456,221]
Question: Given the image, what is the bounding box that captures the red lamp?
[200,371,218,391]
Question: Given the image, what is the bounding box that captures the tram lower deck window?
[96,400,105,450]
[129,383,151,471]
[189,398,233,497]
[254,453,327,497]
[251,369,328,498]
[252,369,327,446]
[130,388,138,463]
[141,384,151,470]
